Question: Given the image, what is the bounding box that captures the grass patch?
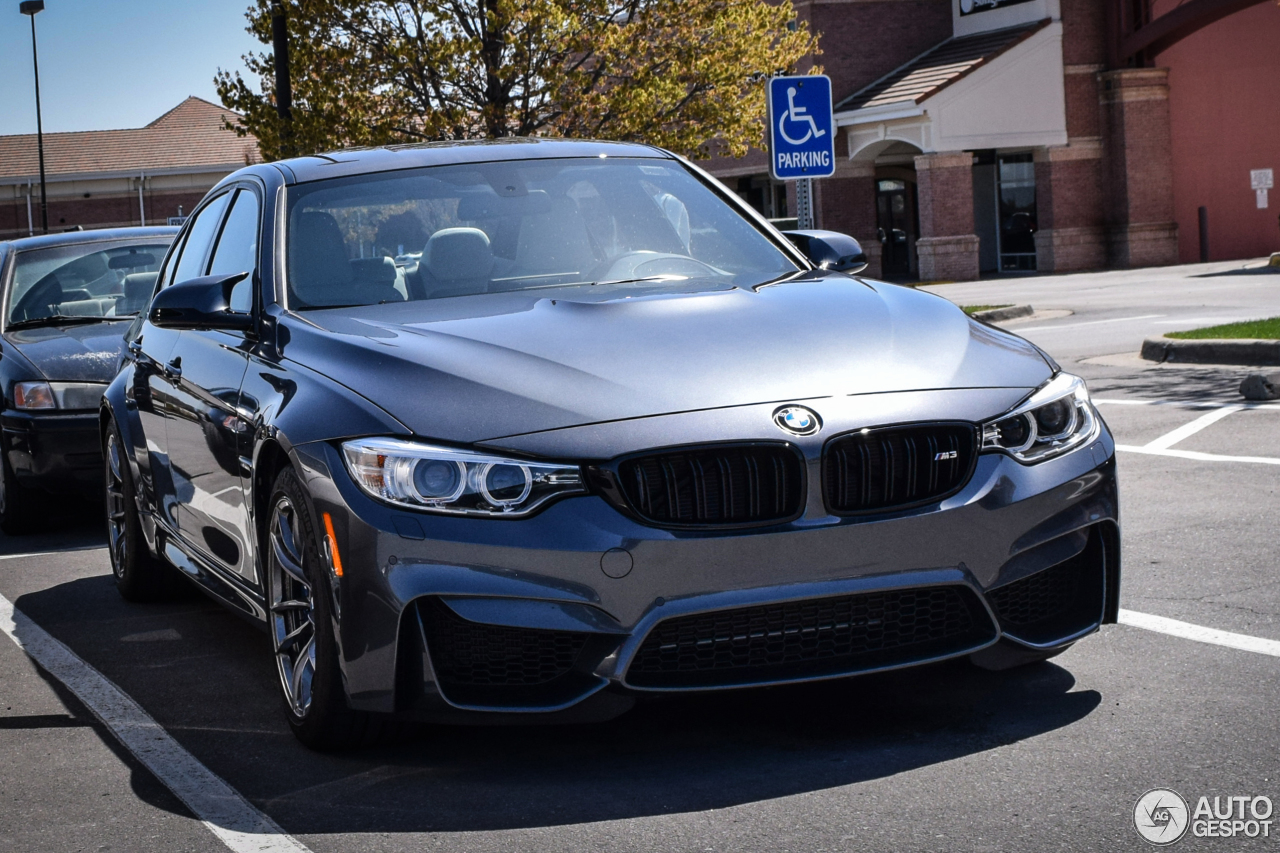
[962,304,1014,315]
[1166,317,1280,340]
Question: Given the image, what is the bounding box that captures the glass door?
[996,153,1037,272]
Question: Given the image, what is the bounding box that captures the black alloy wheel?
[266,467,390,750]
[105,423,173,601]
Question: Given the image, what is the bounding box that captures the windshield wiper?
[5,314,130,331]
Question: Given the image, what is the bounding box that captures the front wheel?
[105,423,174,600]
[266,467,389,750]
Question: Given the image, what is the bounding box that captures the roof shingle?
[0,96,261,181]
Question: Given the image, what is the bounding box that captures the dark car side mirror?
[149,272,254,331]
[781,230,869,275]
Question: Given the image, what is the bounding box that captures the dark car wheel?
[267,467,392,751]
[105,423,175,601]
[0,442,48,536]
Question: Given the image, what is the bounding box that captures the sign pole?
[796,178,814,229]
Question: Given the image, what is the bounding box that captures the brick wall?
[815,161,881,276]
[915,152,980,280]
[0,190,207,239]
[1099,68,1179,266]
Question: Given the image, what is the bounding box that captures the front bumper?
[2,409,102,496]
[293,408,1120,720]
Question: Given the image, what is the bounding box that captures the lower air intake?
[626,586,996,689]
[986,525,1108,646]
[418,598,603,708]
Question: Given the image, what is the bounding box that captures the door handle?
[163,356,182,381]
[127,338,143,359]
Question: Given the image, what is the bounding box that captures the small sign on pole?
[768,75,836,181]
[1252,169,1273,210]
[767,75,835,229]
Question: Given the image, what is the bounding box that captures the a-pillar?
[914,152,980,281]
[1099,68,1179,267]
[814,159,881,278]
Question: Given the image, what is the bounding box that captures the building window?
[996,153,1037,272]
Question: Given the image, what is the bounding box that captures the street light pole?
[20,0,48,234]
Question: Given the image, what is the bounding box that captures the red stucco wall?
[1155,1,1280,263]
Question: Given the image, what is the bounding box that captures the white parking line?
[1120,609,1280,658]
[1143,405,1243,451]
[1095,399,1280,411]
[0,592,312,853]
[1015,314,1165,332]
[1115,445,1280,465]
[0,545,107,561]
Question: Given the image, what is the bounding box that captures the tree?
[215,0,819,161]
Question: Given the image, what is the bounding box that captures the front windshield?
[7,240,170,326]
[285,157,799,309]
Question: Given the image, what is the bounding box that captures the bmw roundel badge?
[773,405,821,436]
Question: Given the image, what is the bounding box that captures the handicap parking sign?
[767,75,836,180]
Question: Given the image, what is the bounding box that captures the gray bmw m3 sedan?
[102,139,1119,750]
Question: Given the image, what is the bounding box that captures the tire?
[0,440,48,535]
[105,421,175,601]
[266,467,389,751]
[969,639,1071,671]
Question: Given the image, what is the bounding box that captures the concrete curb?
[1140,337,1280,366]
[973,304,1034,322]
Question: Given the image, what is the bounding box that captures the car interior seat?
[289,212,405,307]
[419,228,495,298]
[120,272,159,316]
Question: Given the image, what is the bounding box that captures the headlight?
[12,381,107,411]
[341,437,585,517]
[981,373,1099,463]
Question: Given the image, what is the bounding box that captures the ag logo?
[772,405,821,436]
[1134,789,1190,846]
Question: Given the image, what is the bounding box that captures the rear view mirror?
[149,273,253,331]
[781,230,868,274]
[109,253,157,270]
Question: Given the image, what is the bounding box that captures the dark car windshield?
[285,157,799,309]
[7,240,171,326]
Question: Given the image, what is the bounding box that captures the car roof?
[271,137,677,185]
[2,226,179,252]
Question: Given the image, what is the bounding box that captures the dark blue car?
[102,140,1119,750]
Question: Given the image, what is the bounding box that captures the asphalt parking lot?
[2,259,1278,853]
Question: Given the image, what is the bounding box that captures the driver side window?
[208,189,261,313]
[169,192,231,287]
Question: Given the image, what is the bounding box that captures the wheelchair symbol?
[777,86,827,146]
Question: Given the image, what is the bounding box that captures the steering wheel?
[589,251,726,283]
[12,276,62,322]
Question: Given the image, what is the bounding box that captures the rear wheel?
[105,423,174,601]
[0,440,47,535]
[267,467,388,751]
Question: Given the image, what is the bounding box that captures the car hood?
[4,321,130,383]
[282,273,1053,445]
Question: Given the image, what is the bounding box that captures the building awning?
[837,20,1050,115]
[836,18,1067,158]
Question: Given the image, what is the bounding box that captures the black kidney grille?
[824,423,976,514]
[618,445,802,526]
[627,586,994,688]
[421,599,589,688]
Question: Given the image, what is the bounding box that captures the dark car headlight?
[13,381,108,411]
[341,438,585,517]
[981,373,1099,463]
